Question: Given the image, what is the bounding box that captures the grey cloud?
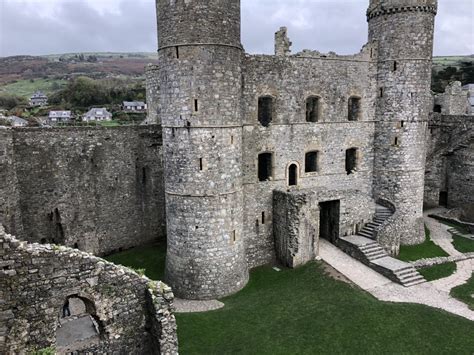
[0,0,472,57]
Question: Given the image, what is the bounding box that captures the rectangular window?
[345,148,358,175]
[258,153,273,182]
[348,97,361,121]
[199,158,203,171]
[194,99,199,112]
[262,212,265,225]
[305,151,319,173]
[258,96,273,127]
[306,97,320,122]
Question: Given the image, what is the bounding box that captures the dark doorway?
[439,191,448,207]
[319,200,340,243]
[258,153,273,182]
[288,164,298,186]
[345,148,358,175]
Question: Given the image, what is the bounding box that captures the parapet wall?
[0,125,166,256]
[0,227,178,354]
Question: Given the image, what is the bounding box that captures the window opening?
[348,97,361,121]
[258,96,273,127]
[258,153,272,182]
[288,164,298,186]
[345,148,358,175]
[306,96,320,122]
[305,151,318,173]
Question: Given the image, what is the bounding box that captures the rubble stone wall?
[2,126,166,256]
[0,227,178,354]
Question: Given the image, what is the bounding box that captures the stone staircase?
[338,235,426,287]
[357,205,393,240]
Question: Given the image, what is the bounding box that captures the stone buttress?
[156,0,249,300]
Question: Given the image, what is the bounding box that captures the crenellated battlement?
[367,0,437,19]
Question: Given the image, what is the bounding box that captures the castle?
[1,0,474,352]
[146,0,438,299]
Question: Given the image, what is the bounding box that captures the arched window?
[258,153,273,182]
[345,148,358,175]
[305,151,319,173]
[348,97,361,121]
[288,164,298,186]
[258,96,274,127]
[306,96,320,122]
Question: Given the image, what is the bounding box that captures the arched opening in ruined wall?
[56,295,104,352]
[348,97,361,121]
[306,96,320,122]
[258,96,274,127]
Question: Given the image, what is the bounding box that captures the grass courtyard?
[451,273,474,311]
[398,225,449,262]
[106,245,474,354]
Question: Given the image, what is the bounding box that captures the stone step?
[403,278,426,287]
[394,267,415,275]
[358,231,375,239]
[360,244,381,252]
[366,251,387,259]
[367,222,381,228]
[395,269,419,278]
[398,272,422,282]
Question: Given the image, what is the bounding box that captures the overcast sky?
[0,0,473,57]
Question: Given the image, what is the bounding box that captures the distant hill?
[0,53,472,98]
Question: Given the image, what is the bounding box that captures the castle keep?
[149,0,438,299]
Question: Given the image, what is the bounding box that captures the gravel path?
[319,239,474,321]
[174,298,224,313]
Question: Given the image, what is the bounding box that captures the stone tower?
[156,0,248,300]
[368,0,437,249]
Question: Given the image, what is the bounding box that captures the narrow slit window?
[258,153,273,182]
[305,151,319,173]
[306,96,320,122]
[175,46,179,59]
[288,164,298,186]
[261,212,265,225]
[142,167,147,185]
[194,99,199,112]
[394,137,399,146]
[345,148,358,175]
[379,88,384,98]
[199,158,203,171]
[232,230,237,242]
[230,135,234,145]
[393,61,397,71]
[400,120,404,128]
[258,96,273,127]
[348,97,361,121]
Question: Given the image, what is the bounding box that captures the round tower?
[368,0,437,248]
[156,0,248,299]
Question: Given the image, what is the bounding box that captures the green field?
[105,245,474,354]
[451,273,474,311]
[0,78,67,97]
[419,262,457,281]
[398,225,449,262]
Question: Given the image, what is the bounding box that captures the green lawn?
[104,243,166,281]
[0,78,67,97]
[398,225,449,262]
[419,262,457,281]
[452,236,474,253]
[451,273,474,311]
[105,246,474,354]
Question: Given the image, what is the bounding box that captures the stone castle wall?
[0,227,178,354]
[146,64,161,124]
[0,128,22,236]
[425,114,474,213]
[1,125,166,256]
[241,46,377,267]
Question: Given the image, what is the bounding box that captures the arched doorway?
[288,164,298,186]
[56,295,103,352]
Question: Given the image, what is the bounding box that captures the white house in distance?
[122,101,147,112]
[4,116,28,127]
[83,108,113,122]
[49,111,72,124]
[29,91,48,107]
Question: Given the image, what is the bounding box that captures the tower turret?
[368,0,437,249]
[156,0,248,299]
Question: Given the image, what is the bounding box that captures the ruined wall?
[146,64,161,124]
[9,125,165,256]
[425,114,474,209]
[434,81,469,115]
[242,46,377,268]
[273,189,374,268]
[0,227,178,354]
[0,128,22,236]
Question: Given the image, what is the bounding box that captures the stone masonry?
[0,126,166,256]
[0,226,178,354]
[149,0,439,299]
